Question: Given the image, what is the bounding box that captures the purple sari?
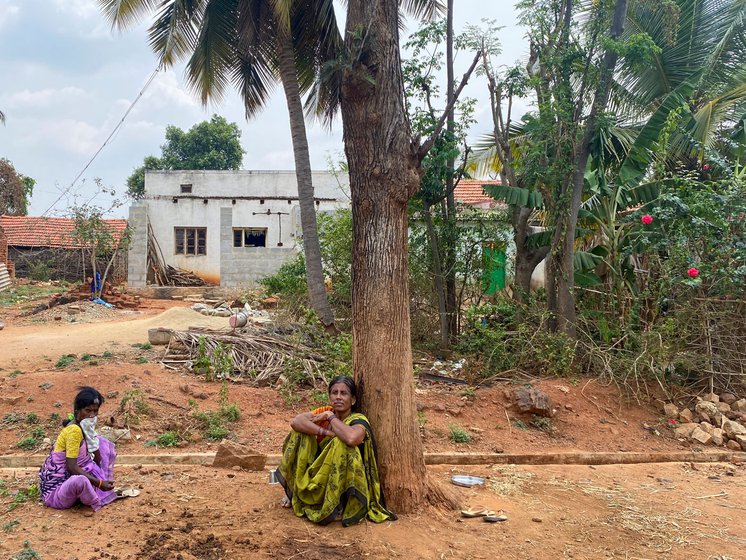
[39,435,118,511]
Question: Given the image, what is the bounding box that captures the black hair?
[328,375,358,411]
[62,386,104,426]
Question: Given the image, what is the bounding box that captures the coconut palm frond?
[185,0,240,105]
[97,0,165,28]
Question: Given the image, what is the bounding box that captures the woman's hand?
[100,480,115,492]
[309,410,334,424]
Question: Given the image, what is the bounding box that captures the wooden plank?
[2,451,744,469]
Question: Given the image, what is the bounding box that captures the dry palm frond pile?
[161,327,326,387]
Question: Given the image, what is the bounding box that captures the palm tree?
[98,0,340,330]
[616,0,746,162]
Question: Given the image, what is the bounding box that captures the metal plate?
[451,475,485,488]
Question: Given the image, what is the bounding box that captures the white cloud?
[51,0,118,40]
[258,150,295,169]
[37,119,103,156]
[53,0,98,20]
[0,2,19,29]
[1,86,88,109]
[143,70,199,109]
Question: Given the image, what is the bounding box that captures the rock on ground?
[512,387,555,418]
[212,441,267,471]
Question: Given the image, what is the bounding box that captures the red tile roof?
[0,215,128,249]
[453,179,505,208]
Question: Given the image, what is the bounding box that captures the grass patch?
[102,351,113,358]
[191,382,241,441]
[529,415,553,433]
[10,540,42,560]
[7,484,40,511]
[145,431,181,448]
[2,412,25,425]
[449,424,471,444]
[3,518,19,532]
[16,426,45,450]
[135,357,148,364]
[0,283,67,307]
[119,390,149,426]
[54,355,75,368]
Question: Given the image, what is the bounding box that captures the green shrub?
[10,541,42,560]
[205,424,229,441]
[449,424,471,444]
[55,355,75,368]
[259,254,308,295]
[155,432,180,447]
[8,484,39,511]
[27,262,52,281]
[16,437,38,450]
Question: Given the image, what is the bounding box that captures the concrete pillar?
[127,203,148,287]
[219,207,233,287]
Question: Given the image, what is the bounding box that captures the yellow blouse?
[53,424,84,458]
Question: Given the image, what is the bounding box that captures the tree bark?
[341,0,427,513]
[276,28,336,330]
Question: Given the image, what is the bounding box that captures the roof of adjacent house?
[0,215,128,249]
[453,179,505,208]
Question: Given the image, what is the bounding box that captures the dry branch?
[161,327,326,387]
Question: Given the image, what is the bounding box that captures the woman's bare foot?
[280,496,291,508]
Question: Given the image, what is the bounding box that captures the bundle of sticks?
[161,327,326,387]
[147,223,210,286]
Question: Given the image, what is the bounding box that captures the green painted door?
[482,243,506,295]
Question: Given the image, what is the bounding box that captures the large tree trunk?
[548,0,628,336]
[276,29,336,330]
[512,206,549,302]
[341,0,427,513]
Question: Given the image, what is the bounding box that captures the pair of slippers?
[115,487,140,498]
[461,506,507,522]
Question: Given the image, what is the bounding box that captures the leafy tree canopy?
[0,158,35,216]
[126,115,244,198]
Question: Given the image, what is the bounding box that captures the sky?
[0,0,530,218]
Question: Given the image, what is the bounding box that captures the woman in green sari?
[277,375,396,526]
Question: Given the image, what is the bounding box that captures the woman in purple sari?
[39,387,118,511]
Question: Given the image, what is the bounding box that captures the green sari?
[277,412,396,526]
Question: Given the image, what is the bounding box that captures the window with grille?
[175,227,206,255]
[180,184,193,193]
[232,228,267,248]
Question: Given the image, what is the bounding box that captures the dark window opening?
[175,227,206,255]
[233,228,267,248]
[180,184,193,194]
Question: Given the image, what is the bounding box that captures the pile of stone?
[665,393,746,450]
[191,302,270,321]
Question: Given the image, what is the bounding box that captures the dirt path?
[1,462,744,559]
[0,307,230,368]
[2,299,745,559]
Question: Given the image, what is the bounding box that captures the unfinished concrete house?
[127,170,349,288]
